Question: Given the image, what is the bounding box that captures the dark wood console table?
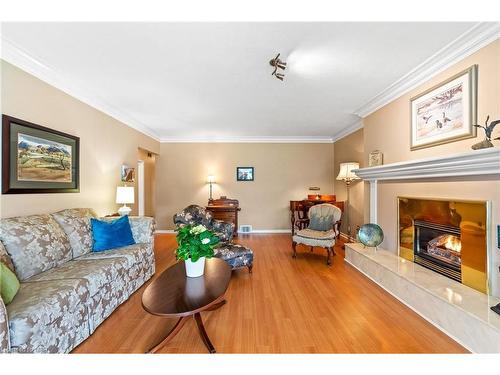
[206,196,241,236]
[290,198,344,236]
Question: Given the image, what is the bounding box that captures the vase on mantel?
[184,257,206,278]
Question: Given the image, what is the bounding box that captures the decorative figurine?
[471,115,500,150]
[358,223,384,249]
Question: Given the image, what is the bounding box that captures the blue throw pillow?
[91,215,136,252]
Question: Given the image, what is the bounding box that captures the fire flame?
[444,236,461,253]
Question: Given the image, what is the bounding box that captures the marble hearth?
[345,243,500,353]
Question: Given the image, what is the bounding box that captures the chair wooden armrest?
[334,220,342,240]
[295,218,310,230]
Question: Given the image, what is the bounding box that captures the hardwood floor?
[73,234,467,353]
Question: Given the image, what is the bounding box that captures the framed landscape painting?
[410,65,477,150]
[236,167,254,181]
[2,115,80,194]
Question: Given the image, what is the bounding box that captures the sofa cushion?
[91,216,135,251]
[77,243,151,267]
[0,215,72,281]
[76,243,154,298]
[27,257,131,333]
[128,216,156,244]
[7,278,90,353]
[51,208,97,258]
[27,258,128,299]
[0,241,15,273]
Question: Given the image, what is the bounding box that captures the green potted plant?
[175,224,220,277]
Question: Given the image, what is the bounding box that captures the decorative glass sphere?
[358,223,384,248]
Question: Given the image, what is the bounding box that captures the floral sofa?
[0,208,155,353]
[173,205,253,272]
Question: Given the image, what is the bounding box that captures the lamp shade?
[116,186,135,204]
[207,175,216,183]
[336,162,360,181]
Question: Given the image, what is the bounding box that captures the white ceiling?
[0,22,482,141]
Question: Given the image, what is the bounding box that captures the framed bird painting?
[410,65,477,150]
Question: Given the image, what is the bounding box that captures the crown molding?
[160,135,334,143]
[331,120,363,142]
[354,146,500,181]
[354,22,500,118]
[3,23,497,144]
[0,36,161,142]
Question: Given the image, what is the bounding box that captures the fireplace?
[413,220,462,282]
[398,197,488,294]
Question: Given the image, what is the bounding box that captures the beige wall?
[333,128,364,237]
[155,143,335,230]
[1,61,160,218]
[138,148,157,217]
[363,39,500,296]
[364,39,500,164]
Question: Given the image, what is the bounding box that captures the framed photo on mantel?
[2,115,80,194]
[410,65,477,150]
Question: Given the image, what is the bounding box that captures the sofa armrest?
[212,219,235,243]
[0,296,10,353]
[128,216,156,244]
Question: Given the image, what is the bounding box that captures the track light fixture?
[269,53,287,81]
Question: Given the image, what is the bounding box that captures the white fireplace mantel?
[354,147,500,223]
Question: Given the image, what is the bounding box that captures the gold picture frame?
[410,65,477,150]
[368,150,383,167]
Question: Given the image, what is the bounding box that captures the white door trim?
[137,160,145,217]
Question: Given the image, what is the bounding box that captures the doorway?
[137,160,145,216]
[137,148,156,217]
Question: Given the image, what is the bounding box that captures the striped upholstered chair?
[291,203,342,266]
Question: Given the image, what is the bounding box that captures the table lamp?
[309,186,321,200]
[207,175,216,202]
[336,162,360,242]
[116,186,134,216]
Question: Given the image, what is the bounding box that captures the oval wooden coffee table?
[142,258,231,353]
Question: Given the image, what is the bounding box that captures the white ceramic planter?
[185,257,206,277]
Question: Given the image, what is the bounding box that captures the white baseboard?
[155,229,291,234]
[339,232,357,242]
[248,229,291,234]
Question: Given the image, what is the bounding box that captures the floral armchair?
[292,203,342,266]
[173,205,253,272]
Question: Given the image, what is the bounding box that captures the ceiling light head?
[275,72,285,81]
[269,53,287,70]
[270,53,287,81]
[276,60,287,70]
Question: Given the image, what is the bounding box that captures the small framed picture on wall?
[368,150,383,167]
[121,165,135,182]
[236,167,254,181]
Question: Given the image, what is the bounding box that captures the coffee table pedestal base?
[147,300,226,354]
